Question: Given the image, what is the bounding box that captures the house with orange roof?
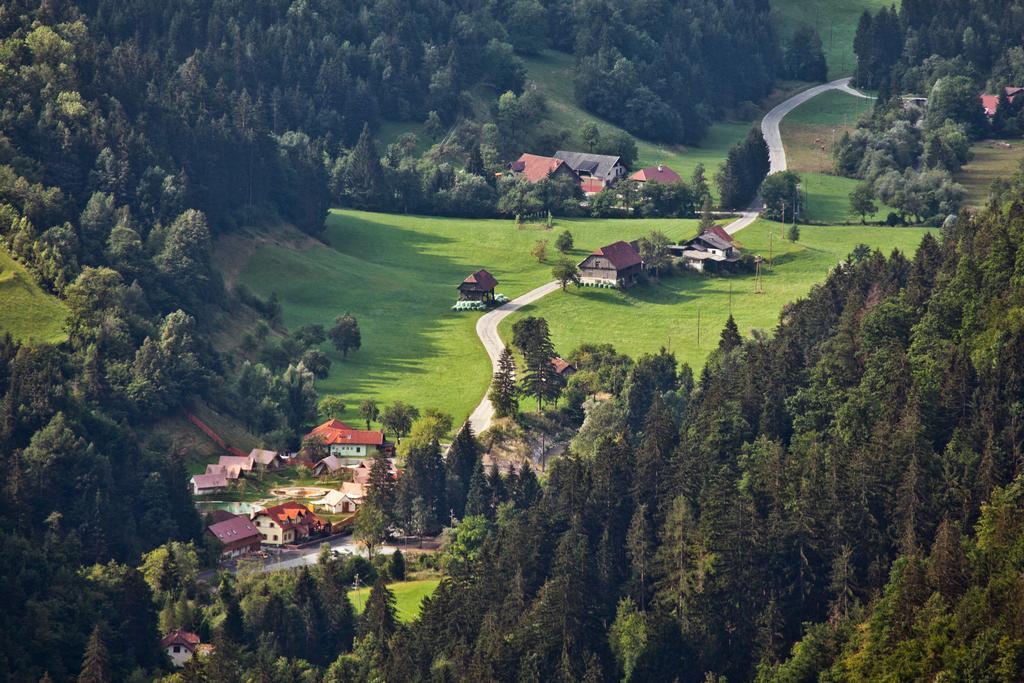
[304,418,394,463]
[508,153,579,184]
[251,500,330,546]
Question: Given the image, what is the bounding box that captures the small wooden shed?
[458,269,498,301]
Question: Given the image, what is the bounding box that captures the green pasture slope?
[772,0,897,79]
[780,89,897,224]
[0,249,67,344]
[350,578,441,622]
[236,210,699,427]
[500,219,930,372]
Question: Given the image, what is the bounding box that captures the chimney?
[657,164,664,172]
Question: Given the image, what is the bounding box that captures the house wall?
[253,516,294,545]
[166,645,193,668]
[580,265,620,285]
[329,444,369,458]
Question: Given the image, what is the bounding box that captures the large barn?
[578,241,643,287]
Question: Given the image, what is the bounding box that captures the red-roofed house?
[578,241,644,287]
[458,269,499,302]
[161,630,202,667]
[981,87,1022,117]
[251,501,330,546]
[206,514,262,558]
[305,418,393,462]
[629,164,683,186]
[509,153,578,184]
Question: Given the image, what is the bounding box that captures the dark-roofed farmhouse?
[458,269,498,301]
[578,241,643,287]
[554,151,627,191]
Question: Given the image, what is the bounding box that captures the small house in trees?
[206,514,262,558]
[554,151,627,190]
[509,153,578,183]
[551,357,577,378]
[981,86,1022,117]
[458,269,499,302]
[251,501,329,546]
[628,164,682,186]
[189,472,228,496]
[305,419,394,463]
[672,228,741,272]
[161,630,202,667]
[248,448,285,471]
[578,240,643,287]
[204,463,243,480]
[320,482,366,514]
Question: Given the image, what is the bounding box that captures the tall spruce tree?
[489,347,518,418]
[78,625,110,683]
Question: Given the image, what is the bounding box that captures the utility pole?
[696,308,701,349]
[768,229,774,271]
[729,283,733,314]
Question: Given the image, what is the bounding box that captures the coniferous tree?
[465,462,491,518]
[489,347,519,418]
[719,315,742,352]
[344,124,386,210]
[78,625,110,683]
[445,423,480,518]
[360,577,398,646]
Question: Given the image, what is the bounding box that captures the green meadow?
[499,219,930,371]
[0,249,68,344]
[772,0,896,79]
[955,140,1024,207]
[234,208,928,426]
[350,578,441,622]
[235,210,699,426]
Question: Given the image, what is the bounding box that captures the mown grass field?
[350,578,441,622]
[0,249,68,343]
[772,0,895,79]
[499,219,930,371]
[955,140,1024,207]
[235,210,699,427]
[778,89,895,224]
[522,49,758,197]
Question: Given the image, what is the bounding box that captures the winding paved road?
[466,78,871,434]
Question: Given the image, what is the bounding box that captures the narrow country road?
[466,78,871,434]
[761,77,874,174]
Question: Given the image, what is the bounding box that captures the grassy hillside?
[955,140,1024,207]
[772,0,897,79]
[779,89,895,224]
[523,49,757,196]
[350,578,440,622]
[499,219,930,371]
[0,249,68,344]
[235,210,699,427]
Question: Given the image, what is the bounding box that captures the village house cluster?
[191,418,401,566]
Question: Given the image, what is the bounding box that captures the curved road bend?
[466,77,872,433]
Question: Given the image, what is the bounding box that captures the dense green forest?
[162,165,1024,683]
[2,0,1024,680]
